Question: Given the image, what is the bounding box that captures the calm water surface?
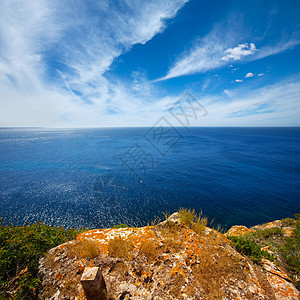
[0,127,299,229]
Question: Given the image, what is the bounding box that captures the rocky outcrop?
[39,214,300,299]
[225,225,255,236]
[225,220,294,237]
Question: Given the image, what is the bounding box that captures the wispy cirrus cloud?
[153,25,235,82]
[0,0,189,127]
[155,20,299,82]
[0,0,299,128]
[196,76,300,126]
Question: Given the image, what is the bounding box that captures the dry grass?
[108,236,134,260]
[163,237,183,253]
[44,253,56,270]
[61,273,81,296]
[178,208,208,236]
[139,239,159,261]
[191,236,246,300]
[192,212,208,235]
[66,239,99,259]
[178,208,195,226]
[162,212,174,227]
[42,281,58,299]
[150,216,161,226]
[159,224,183,253]
[169,273,185,297]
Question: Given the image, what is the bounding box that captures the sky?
[0,0,299,127]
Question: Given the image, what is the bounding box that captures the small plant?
[178,208,209,235]
[150,216,161,227]
[252,227,284,239]
[228,235,276,263]
[44,253,56,270]
[108,236,134,260]
[111,224,129,229]
[192,212,208,235]
[280,214,300,288]
[178,208,196,226]
[139,239,159,260]
[159,223,183,253]
[61,273,80,296]
[163,212,173,227]
[192,238,246,299]
[0,222,84,299]
[281,217,296,227]
[66,239,99,259]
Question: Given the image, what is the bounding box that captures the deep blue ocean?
[0,127,299,230]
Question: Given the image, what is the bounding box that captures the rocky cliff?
[39,213,300,299]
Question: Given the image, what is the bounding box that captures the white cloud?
[0,0,188,127]
[155,38,260,81]
[235,79,243,83]
[258,73,265,76]
[154,25,238,81]
[192,77,300,127]
[155,16,299,82]
[255,40,300,61]
[1,1,299,128]
[221,43,257,61]
[245,72,254,78]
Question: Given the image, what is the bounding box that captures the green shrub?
[0,221,84,299]
[111,224,129,229]
[281,217,296,227]
[252,227,284,239]
[280,214,300,281]
[228,235,276,263]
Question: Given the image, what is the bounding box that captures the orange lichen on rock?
[252,220,283,230]
[225,225,255,236]
[75,226,158,257]
[55,273,64,281]
[283,227,293,237]
[39,213,300,300]
[262,259,291,282]
[265,270,300,299]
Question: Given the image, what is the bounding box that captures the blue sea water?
[0,127,299,230]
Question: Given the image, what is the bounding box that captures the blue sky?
[0,0,299,127]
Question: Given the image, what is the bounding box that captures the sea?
[0,127,299,230]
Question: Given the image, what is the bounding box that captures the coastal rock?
[262,260,299,300]
[226,220,294,238]
[252,220,293,237]
[39,217,300,300]
[225,225,255,236]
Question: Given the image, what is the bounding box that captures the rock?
[262,260,299,300]
[225,225,254,236]
[81,267,106,300]
[252,220,283,231]
[158,212,181,226]
[39,217,300,299]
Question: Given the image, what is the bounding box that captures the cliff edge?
[39,212,300,299]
